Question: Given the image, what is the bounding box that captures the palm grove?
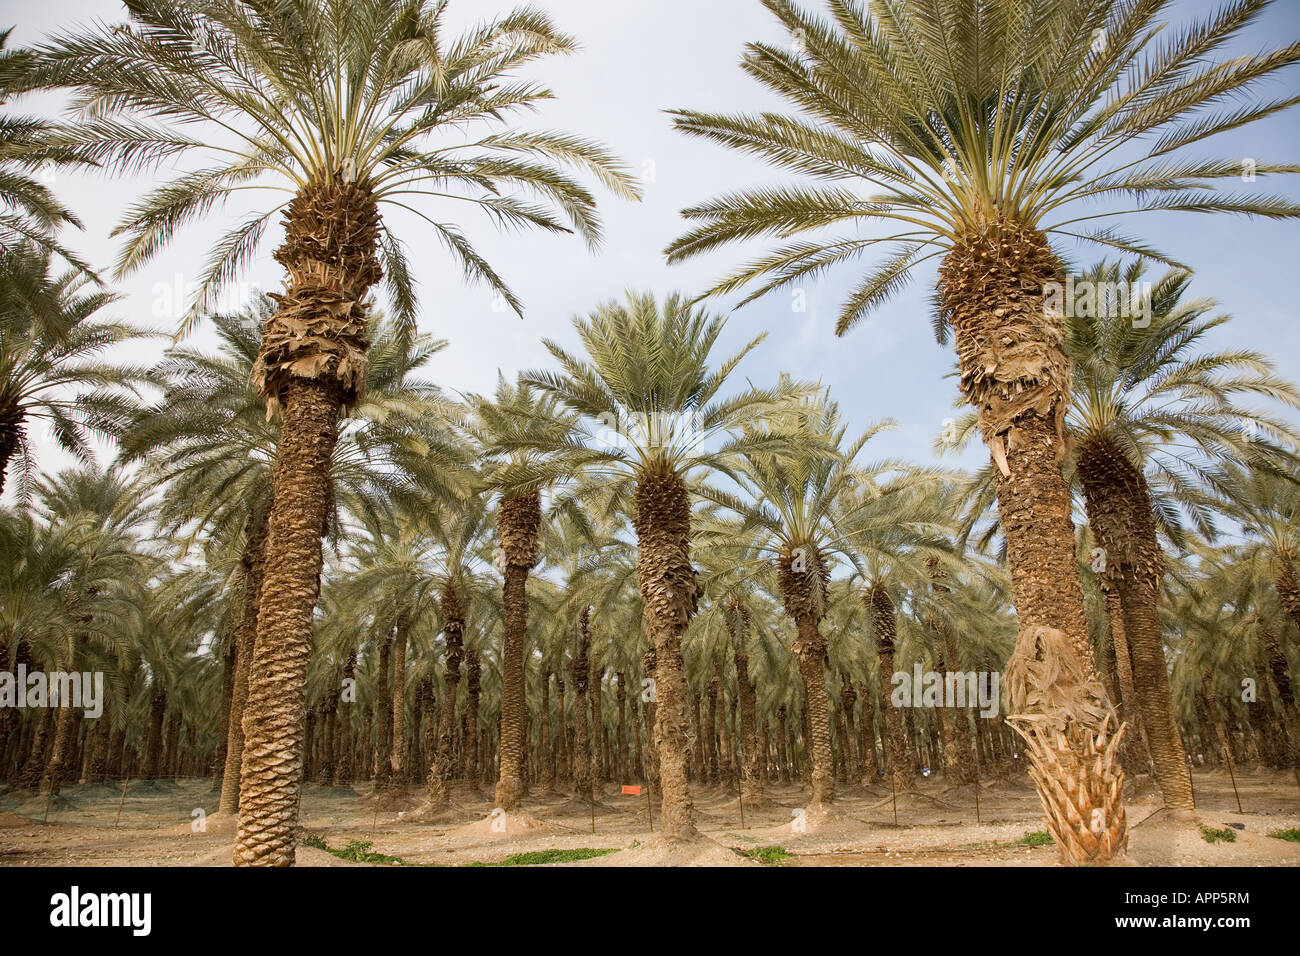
[1,0,1299,866]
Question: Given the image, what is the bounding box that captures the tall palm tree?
[465,376,577,810]
[523,291,802,840]
[31,0,638,865]
[0,244,149,499]
[121,298,465,812]
[668,0,1300,659]
[665,0,1300,859]
[1065,261,1299,809]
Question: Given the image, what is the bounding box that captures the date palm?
[523,291,804,840]
[667,0,1300,862]
[667,0,1300,669]
[0,244,149,500]
[698,390,948,809]
[31,0,637,865]
[120,298,464,813]
[466,376,577,810]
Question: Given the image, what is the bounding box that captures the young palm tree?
[0,244,149,499]
[523,291,802,840]
[31,0,638,865]
[665,0,1300,665]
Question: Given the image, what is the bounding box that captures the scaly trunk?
[495,490,539,809]
[570,608,592,797]
[1276,558,1300,635]
[940,214,1128,859]
[728,601,762,803]
[219,509,268,814]
[867,584,910,792]
[372,626,393,786]
[1263,630,1300,784]
[142,690,166,779]
[427,583,464,806]
[235,173,380,866]
[1077,438,1193,809]
[461,649,480,780]
[632,466,698,839]
[779,549,834,808]
[388,609,409,789]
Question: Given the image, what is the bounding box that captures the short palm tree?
[523,290,803,840]
[0,244,149,499]
[31,0,638,865]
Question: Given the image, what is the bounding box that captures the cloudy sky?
[5,0,1300,488]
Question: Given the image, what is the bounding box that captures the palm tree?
[31,0,638,865]
[0,30,94,267]
[664,0,1300,859]
[1215,464,1300,635]
[667,0,1300,664]
[121,298,464,813]
[523,291,802,840]
[1065,261,1299,809]
[466,376,578,809]
[0,244,149,499]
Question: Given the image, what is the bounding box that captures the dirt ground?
[2,768,1297,867]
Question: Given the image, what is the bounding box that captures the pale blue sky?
[4,0,1299,482]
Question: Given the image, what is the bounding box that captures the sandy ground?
[1,768,1297,867]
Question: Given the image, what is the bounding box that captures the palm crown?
[666,0,1300,334]
[28,0,641,330]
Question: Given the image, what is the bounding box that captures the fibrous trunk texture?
[235,174,380,866]
[939,214,1090,662]
[388,610,409,789]
[867,584,910,792]
[1005,625,1128,865]
[494,490,540,810]
[780,549,834,809]
[427,583,465,806]
[728,601,762,803]
[570,608,592,797]
[0,402,23,501]
[632,466,698,839]
[1077,437,1193,809]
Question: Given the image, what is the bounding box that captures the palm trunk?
[940,214,1128,862]
[388,610,409,789]
[494,490,539,809]
[570,609,593,797]
[235,174,380,866]
[632,466,698,840]
[1275,559,1300,634]
[728,603,762,803]
[372,626,393,786]
[1263,630,1300,787]
[1078,438,1193,809]
[779,550,834,809]
[427,583,465,806]
[219,509,268,814]
[867,584,910,792]
[461,649,480,781]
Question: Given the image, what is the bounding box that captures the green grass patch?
[1016,831,1054,846]
[301,834,413,865]
[1198,823,1237,844]
[463,847,618,867]
[743,845,793,864]
[1267,827,1300,842]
